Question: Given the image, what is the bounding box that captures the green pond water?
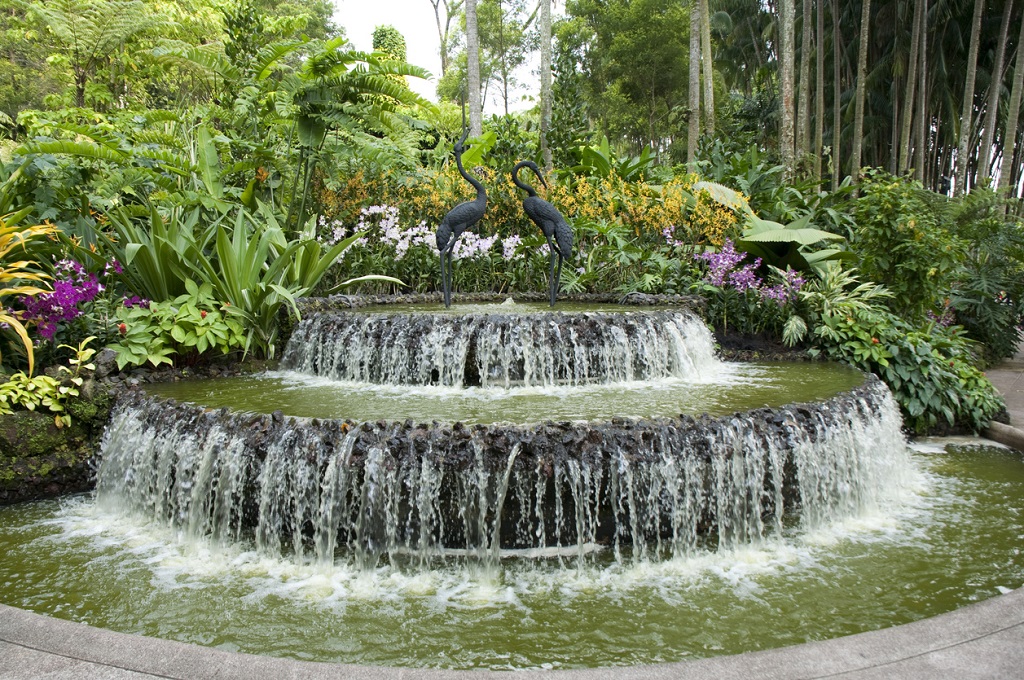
[143,362,866,424]
[1,444,1022,669]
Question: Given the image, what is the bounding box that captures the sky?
[331,0,443,101]
[330,0,543,112]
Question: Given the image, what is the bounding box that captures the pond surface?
[1,444,1021,669]
[144,361,865,424]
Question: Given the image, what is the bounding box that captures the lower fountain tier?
[97,376,908,563]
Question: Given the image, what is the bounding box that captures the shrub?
[108,280,247,369]
[798,265,1003,434]
[850,170,965,320]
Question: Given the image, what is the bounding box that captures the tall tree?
[850,0,871,186]
[955,0,985,195]
[996,3,1024,194]
[466,0,483,134]
[814,0,824,182]
[20,0,160,108]
[913,0,928,182]
[540,0,553,170]
[700,0,715,136]
[898,0,925,175]
[688,0,701,164]
[477,0,535,115]
[832,0,842,191]
[779,0,796,178]
[428,0,464,77]
[978,0,1013,184]
[797,0,812,160]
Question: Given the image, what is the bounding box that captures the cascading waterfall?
[279,309,720,387]
[95,375,910,567]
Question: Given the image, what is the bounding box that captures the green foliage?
[850,171,966,321]
[799,265,1003,434]
[372,25,407,62]
[0,217,58,375]
[944,188,1024,363]
[109,280,246,369]
[0,372,65,419]
[99,205,217,302]
[563,0,690,151]
[19,0,164,108]
[0,336,94,426]
[565,136,657,183]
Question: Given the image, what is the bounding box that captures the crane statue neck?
[455,142,486,201]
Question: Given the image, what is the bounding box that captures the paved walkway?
[4,359,1024,679]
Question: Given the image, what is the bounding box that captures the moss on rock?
[0,384,115,505]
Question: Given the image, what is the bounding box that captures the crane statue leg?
[547,235,559,307]
[441,246,452,308]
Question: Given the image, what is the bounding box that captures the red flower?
[200,310,208,319]
[118,323,127,335]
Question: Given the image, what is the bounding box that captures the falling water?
[95,377,910,567]
[279,310,719,387]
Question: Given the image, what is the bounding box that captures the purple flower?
[695,239,757,288]
[123,295,150,309]
[21,260,102,340]
[759,268,806,306]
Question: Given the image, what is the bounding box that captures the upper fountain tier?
[280,304,719,388]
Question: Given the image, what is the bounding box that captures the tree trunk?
[914,0,929,182]
[780,0,796,178]
[466,0,483,135]
[898,0,924,175]
[540,0,553,171]
[955,0,985,195]
[831,0,842,190]
[850,0,871,187]
[797,0,813,162]
[700,0,715,136]
[996,6,1024,194]
[688,0,701,166]
[979,0,1013,184]
[814,0,824,183]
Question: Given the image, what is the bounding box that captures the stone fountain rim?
[295,290,704,313]
[133,369,877,433]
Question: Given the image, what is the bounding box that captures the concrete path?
[4,358,1024,679]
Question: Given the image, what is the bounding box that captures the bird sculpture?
[511,160,573,307]
[436,125,487,308]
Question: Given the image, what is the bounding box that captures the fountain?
[2,294,1023,669]
[93,296,907,561]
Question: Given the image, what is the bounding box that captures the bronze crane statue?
[436,125,487,308]
[512,160,573,307]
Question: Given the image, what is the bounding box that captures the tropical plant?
[109,280,247,369]
[850,171,966,320]
[793,263,1002,434]
[96,205,218,302]
[0,335,94,426]
[0,217,58,375]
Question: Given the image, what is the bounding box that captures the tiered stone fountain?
[96,295,909,568]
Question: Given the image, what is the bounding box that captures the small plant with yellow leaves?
[1,217,59,376]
